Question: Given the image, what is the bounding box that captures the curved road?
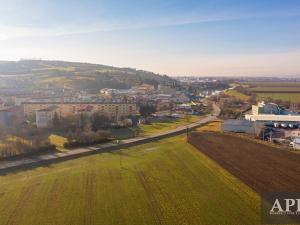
[0,103,220,172]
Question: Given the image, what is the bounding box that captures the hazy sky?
[0,0,300,76]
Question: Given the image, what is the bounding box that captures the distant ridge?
[0,60,176,92]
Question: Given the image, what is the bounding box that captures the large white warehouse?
[245,114,300,122]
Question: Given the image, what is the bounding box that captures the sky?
[0,0,300,76]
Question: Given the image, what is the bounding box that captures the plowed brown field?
[188,132,300,193]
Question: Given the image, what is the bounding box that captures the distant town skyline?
[0,0,299,76]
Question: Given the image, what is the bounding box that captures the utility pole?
[186,125,189,140]
[185,111,189,141]
[119,151,122,168]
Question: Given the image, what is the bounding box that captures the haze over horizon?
[0,0,300,77]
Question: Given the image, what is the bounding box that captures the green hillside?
[0,60,176,92]
[0,135,259,225]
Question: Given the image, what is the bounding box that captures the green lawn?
[110,127,137,139]
[0,135,259,225]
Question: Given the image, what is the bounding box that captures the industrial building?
[222,120,256,134]
[245,101,300,122]
[289,138,300,150]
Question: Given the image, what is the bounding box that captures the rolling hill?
[0,60,176,92]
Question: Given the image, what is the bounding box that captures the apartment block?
[23,102,137,120]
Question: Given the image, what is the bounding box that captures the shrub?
[64,130,110,148]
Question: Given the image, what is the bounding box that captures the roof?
[223,119,253,126]
[0,106,23,113]
[245,114,300,122]
[76,105,94,112]
[37,105,58,112]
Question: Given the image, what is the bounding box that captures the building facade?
[246,101,300,122]
[23,102,137,120]
[36,108,55,128]
[0,100,4,110]
[222,120,256,134]
[0,110,11,126]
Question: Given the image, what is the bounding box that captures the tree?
[249,93,257,105]
[78,113,89,130]
[53,112,60,128]
[92,113,109,131]
[139,104,156,117]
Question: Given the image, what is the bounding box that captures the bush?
[0,139,56,159]
[64,130,110,148]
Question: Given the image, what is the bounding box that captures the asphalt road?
[0,103,220,172]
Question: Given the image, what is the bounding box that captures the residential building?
[74,105,95,117]
[156,100,173,111]
[171,93,190,103]
[23,102,137,121]
[0,109,11,126]
[132,84,155,94]
[158,84,176,95]
[0,106,24,126]
[0,100,4,110]
[36,107,56,128]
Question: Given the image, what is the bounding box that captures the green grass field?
[0,134,259,225]
[250,87,300,92]
[139,115,202,136]
[232,82,300,102]
[110,116,203,139]
[225,89,250,100]
[110,127,137,139]
[245,82,300,87]
[257,93,300,102]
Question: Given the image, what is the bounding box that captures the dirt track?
[188,132,300,193]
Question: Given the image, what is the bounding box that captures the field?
[256,93,300,102]
[188,132,300,193]
[195,120,221,132]
[0,134,259,225]
[245,82,300,87]
[250,87,300,93]
[250,85,300,102]
[241,82,300,102]
[110,115,203,139]
[139,115,201,136]
[225,89,250,100]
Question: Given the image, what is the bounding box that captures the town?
[2,70,300,158]
[0,70,225,158]
[1,1,300,224]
